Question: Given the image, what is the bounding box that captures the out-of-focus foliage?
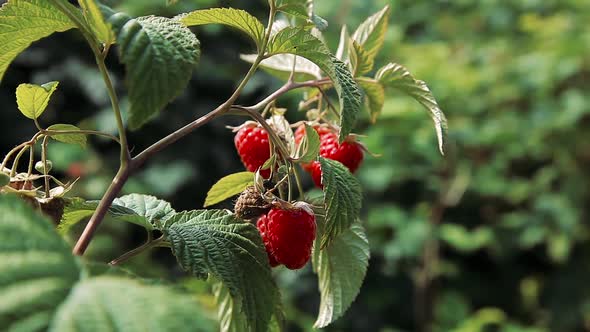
[1,0,590,331]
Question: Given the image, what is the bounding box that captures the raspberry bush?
[0,1,446,331]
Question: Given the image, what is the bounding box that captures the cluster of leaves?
[336,1,590,331]
[0,194,216,331]
[0,0,447,331]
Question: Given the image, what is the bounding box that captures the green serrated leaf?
[58,195,172,234]
[277,1,308,20]
[46,124,87,148]
[351,41,374,76]
[16,81,59,119]
[319,157,362,247]
[49,276,216,332]
[113,193,176,229]
[104,11,200,130]
[351,5,390,63]
[204,172,254,207]
[376,62,448,154]
[79,0,114,45]
[241,53,321,81]
[312,221,369,328]
[164,209,279,332]
[0,195,81,331]
[0,0,77,82]
[177,8,264,50]
[213,281,248,332]
[267,28,362,142]
[357,78,385,123]
[294,123,320,163]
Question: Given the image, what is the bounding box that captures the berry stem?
[292,163,305,200]
[41,136,50,197]
[231,106,291,161]
[26,143,34,178]
[109,235,167,266]
[10,145,29,178]
[243,78,331,112]
[1,132,42,171]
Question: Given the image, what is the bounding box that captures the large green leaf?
[105,11,200,130]
[376,62,448,154]
[49,276,216,332]
[357,77,385,123]
[113,194,176,229]
[164,209,279,332]
[312,221,369,328]
[213,281,248,332]
[0,0,76,82]
[0,195,81,331]
[15,81,59,119]
[58,195,173,234]
[176,8,265,50]
[267,27,362,142]
[46,124,87,148]
[204,171,254,207]
[79,0,114,45]
[319,157,362,247]
[351,5,390,64]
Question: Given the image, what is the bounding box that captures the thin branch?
[244,78,330,112]
[72,165,130,255]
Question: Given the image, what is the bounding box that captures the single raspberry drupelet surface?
[256,204,316,269]
[234,125,271,178]
[256,214,280,267]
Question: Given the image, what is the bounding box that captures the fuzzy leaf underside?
[351,5,390,64]
[376,62,448,154]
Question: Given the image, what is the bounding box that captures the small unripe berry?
[35,160,52,174]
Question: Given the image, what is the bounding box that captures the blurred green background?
[1,0,590,331]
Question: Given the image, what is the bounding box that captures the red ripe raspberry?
[256,215,280,267]
[256,204,316,269]
[234,125,271,178]
[310,132,364,188]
